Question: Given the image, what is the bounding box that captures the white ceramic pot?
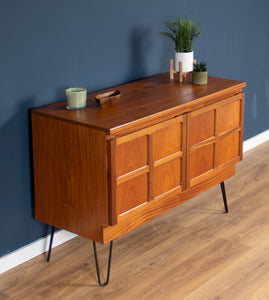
[175,51,194,72]
[66,88,87,110]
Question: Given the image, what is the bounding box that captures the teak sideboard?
[31,73,246,284]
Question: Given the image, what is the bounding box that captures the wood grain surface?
[32,73,246,137]
[31,114,109,242]
[31,75,245,244]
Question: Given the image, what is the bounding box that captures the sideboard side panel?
[31,113,108,242]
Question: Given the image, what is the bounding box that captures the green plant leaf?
[194,60,207,72]
[160,16,201,52]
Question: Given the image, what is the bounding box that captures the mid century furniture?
[31,73,246,286]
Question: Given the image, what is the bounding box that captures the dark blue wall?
[0,0,268,257]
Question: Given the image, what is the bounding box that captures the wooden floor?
[1,141,269,300]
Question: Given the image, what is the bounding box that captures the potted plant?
[192,61,208,84]
[160,17,202,72]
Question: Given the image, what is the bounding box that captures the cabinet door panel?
[153,158,181,198]
[189,144,214,179]
[116,135,147,177]
[190,110,215,146]
[111,116,185,217]
[187,93,244,187]
[216,131,240,166]
[152,122,182,161]
[116,174,148,215]
[217,100,240,133]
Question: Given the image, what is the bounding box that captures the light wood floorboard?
[1,141,269,300]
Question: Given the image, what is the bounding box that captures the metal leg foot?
[220,181,228,213]
[92,241,113,287]
[47,226,55,262]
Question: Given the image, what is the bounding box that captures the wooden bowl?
[95,90,121,107]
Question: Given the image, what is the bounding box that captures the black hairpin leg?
[220,181,228,213]
[92,241,113,287]
[47,226,55,262]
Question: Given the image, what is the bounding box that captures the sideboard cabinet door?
[187,93,244,188]
[108,115,186,223]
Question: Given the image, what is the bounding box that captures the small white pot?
[175,51,194,72]
[66,88,87,110]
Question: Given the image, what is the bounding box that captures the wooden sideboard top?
[32,73,246,136]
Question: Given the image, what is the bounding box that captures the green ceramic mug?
[66,88,87,110]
